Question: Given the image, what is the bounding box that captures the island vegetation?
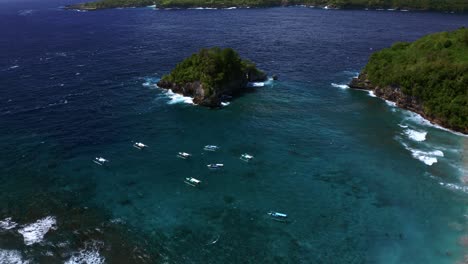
[66,0,467,12]
[349,27,468,134]
[156,47,267,107]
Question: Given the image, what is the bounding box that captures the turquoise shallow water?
[0,2,467,263]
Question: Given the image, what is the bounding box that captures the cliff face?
[157,47,267,108]
[349,73,467,134]
[157,77,254,107]
[157,71,267,107]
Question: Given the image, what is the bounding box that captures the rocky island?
[66,0,467,12]
[157,47,267,107]
[349,27,467,134]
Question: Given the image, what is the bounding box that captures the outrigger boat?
[133,142,148,150]
[204,145,219,152]
[240,153,254,162]
[184,177,201,187]
[267,211,288,222]
[177,152,192,159]
[93,157,109,166]
[207,163,224,169]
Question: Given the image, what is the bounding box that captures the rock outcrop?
[157,47,268,108]
[349,73,467,134]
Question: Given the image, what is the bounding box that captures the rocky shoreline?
[157,71,268,108]
[349,73,467,135]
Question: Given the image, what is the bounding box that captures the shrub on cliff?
[364,27,468,131]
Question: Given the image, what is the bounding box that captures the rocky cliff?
[157,47,267,108]
[349,73,467,134]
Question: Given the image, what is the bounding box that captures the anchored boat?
[184,177,201,187]
[177,152,192,159]
[204,145,219,152]
[240,153,254,162]
[93,157,109,166]
[133,142,148,150]
[267,211,288,222]
[207,163,224,169]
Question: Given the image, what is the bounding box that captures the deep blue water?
[0,1,467,263]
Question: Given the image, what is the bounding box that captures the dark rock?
[348,73,373,90]
[348,72,467,134]
[157,72,267,108]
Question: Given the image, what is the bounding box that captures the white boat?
[184,177,201,187]
[133,142,148,150]
[178,152,192,159]
[267,211,288,222]
[240,153,254,162]
[204,145,219,152]
[93,157,109,166]
[207,164,224,169]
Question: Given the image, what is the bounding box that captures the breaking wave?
[0,218,18,230]
[439,182,468,194]
[331,83,349,89]
[404,111,468,137]
[0,249,29,264]
[404,129,427,142]
[400,142,443,166]
[18,216,57,246]
[165,90,194,105]
[65,245,105,264]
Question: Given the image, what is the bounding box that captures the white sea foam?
[385,100,396,107]
[18,216,57,246]
[18,10,34,16]
[221,102,230,107]
[165,90,194,105]
[368,91,376,97]
[398,124,408,128]
[9,65,19,70]
[404,129,427,142]
[65,249,105,264]
[189,7,217,9]
[410,150,438,166]
[404,111,468,137]
[247,82,265,88]
[142,77,160,88]
[224,7,237,9]
[0,249,29,264]
[247,77,274,88]
[439,182,468,194]
[331,83,349,89]
[65,245,105,264]
[0,218,18,230]
[400,142,443,166]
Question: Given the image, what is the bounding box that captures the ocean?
[0,1,467,263]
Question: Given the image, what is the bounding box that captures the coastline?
[349,73,468,136]
[64,2,467,12]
